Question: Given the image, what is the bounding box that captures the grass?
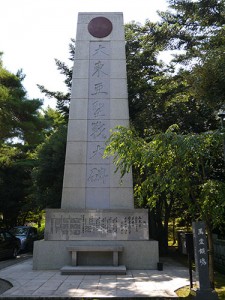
[170,247,225,299]
[176,275,225,299]
[214,272,225,300]
[176,285,194,299]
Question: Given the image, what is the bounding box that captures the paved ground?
[0,257,191,298]
[0,278,12,295]
[0,253,32,271]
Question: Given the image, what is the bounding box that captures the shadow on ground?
[0,278,12,294]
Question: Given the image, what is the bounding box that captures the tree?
[28,41,74,211]
[156,0,225,113]
[124,17,222,136]
[188,33,225,110]
[0,54,45,145]
[0,54,49,226]
[158,0,225,62]
[105,125,225,285]
[125,22,166,133]
[32,123,67,209]
[0,144,35,227]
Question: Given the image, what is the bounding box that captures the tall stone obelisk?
[33,12,158,271]
[61,13,133,209]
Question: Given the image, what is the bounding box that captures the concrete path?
[0,257,191,298]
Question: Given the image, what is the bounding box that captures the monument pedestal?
[33,209,159,271]
[33,239,158,270]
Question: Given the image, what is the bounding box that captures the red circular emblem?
[88,17,113,38]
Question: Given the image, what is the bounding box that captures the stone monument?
[33,12,159,273]
[191,222,218,299]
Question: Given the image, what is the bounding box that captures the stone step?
[61,265,126,275]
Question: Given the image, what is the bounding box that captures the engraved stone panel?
[45,209,149,241]
[88,99,110,120]
[89,60,110,79]
[86,40,111,205]
[87,142,109,164]
[86,164,110,187]
[89,78,110,99]
[87,119,110,141]
[90,42,110,59]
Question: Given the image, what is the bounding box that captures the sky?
[1,0,168,108]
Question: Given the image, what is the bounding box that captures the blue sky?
[1,0,168,107]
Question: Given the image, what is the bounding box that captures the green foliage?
[106,1,225,255]
[32,124,67,209]
[125,22,167,133]
[124,17,221,135]
[188,44,225,109]
[0,144,36,227]
[105,126,225,250]
[159,0,225,62]
[199,180,225,231]
[0,56,45,144]
[0,55,52,226]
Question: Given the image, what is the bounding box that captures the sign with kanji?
[192,221,211,289]
[192,221,219,299]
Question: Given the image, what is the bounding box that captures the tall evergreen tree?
[0,54,45,145]
[0,54,48,226]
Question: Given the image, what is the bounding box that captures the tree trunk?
[149,206,168,255]
[172,218,176,245]
[22,213,28,226]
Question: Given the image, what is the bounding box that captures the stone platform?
[0,257,191,298]
[33,240,159,270]
[61,265,126,275]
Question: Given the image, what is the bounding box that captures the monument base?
[33,239,159,270]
